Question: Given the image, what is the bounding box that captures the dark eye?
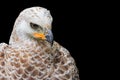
[30,22,39,29]
[30,22,42,30]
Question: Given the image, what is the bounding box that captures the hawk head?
[9,7,53,45]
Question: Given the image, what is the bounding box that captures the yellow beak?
[33,33,46,40]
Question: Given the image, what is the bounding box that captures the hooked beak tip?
[46,30,53,44]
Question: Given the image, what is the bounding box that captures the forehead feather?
[19,7,53,26]
[20,7,49,16]
[20,7,52,20]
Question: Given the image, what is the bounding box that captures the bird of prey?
[0,7,79,80]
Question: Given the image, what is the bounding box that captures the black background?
[0,0,99,80]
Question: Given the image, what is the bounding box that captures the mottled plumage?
[0,7,79,80]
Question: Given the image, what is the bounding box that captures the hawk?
[0,7,79,80]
